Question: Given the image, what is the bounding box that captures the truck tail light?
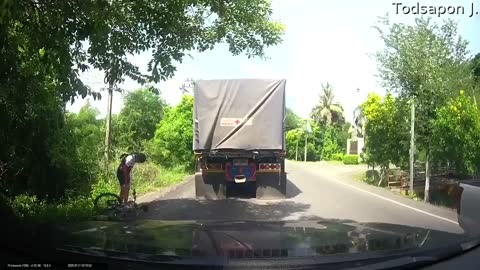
[259,163,281,172]
[202,163,223,174]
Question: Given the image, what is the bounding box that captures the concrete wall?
[347,138,365,157]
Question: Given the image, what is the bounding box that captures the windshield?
[1,0,480,268]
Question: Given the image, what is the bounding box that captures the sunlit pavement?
[138,160,463,234]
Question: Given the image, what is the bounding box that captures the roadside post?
[304,119,312,162]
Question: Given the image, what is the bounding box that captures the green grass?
[326,160,344,165]
[353,171,366,182]
[404,191,423,201]
[355,170,388,187]
[131,162,188,195]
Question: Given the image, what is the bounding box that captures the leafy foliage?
[50,103,104,197]
[374,16,474,150]
[285,108,301,131]
[10,194,95,223]
[343,155,359,165]
[310,83,345,127]
[471,53,480,86]
[431,91,480,175]
[331,153,344,161]
[334,123,351,154]
[360,93,409,170]
[114,88,167,151]
[148,95,194,170]
[3,0,285,86]
[321,125,341,161]
[286,122,323,161]
[1,0,284,203]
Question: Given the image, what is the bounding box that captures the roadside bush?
[343,154,359,165]
[9,161,188,223]
[431,91,480,175]
[331,153,344,161]
[10,194,95,223]
[155,166,188,187]
[321,126,341,160]
[90,174,118,200]
[147,95,195,170]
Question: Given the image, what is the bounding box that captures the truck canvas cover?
[193,79,286,151]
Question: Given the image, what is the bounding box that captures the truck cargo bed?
[193,79,286,151]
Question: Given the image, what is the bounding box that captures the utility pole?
[304,119,312,162]
[104,83,113,162]
[295,139,299,161]
[304,133,307,162]
[424,152,430,202]
[409,99,415,194]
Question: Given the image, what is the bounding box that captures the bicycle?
[93,188,148,220]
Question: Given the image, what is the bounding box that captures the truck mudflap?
[195,172,226,200]
[255,171,287,200]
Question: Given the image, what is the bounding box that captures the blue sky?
[68,0,480,122]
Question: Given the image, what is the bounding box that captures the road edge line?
[328,175,459,225]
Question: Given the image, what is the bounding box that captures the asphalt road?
[138,160,463,234]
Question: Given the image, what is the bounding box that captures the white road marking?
[326,174,459,225]
[287,161,459,225]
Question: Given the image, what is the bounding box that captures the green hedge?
[343,154,359,164]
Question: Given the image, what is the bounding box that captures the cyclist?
[117,153,136,205]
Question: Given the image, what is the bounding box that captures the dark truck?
[193,79,287,200]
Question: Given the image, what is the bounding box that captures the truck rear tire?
[256,172,287,200]
[195,172,226,200]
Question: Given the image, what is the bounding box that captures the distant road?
[139,160,462,234]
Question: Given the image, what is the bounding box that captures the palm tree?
[310,83,344,126]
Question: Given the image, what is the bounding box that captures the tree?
[310,83,344,127]
[285,108,301,131]
[352,106,365,138]
[1,0,284,199]
[286,123,323,161]
[3,1,285,89]
[115,87,167,151]
[472,53,480,85]
[321,125,341,161]
[335,122,352,154]
[147,95,194,170]
[431,90,480,175]
[374,16,474,200]
[49,102,104,197]
[361,93,409,182]
[471,53,480,106]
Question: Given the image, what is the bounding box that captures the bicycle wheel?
[94,193,121,212]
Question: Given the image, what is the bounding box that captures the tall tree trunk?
[104,84,113,164]
[424,152,430,203]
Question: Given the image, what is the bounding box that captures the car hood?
[52,219,470,259]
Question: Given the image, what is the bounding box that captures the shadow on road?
[286,178,302,199]
[226,178,302,199]
[139,198,310,221]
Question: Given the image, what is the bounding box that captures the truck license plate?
[233,159,248,166]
